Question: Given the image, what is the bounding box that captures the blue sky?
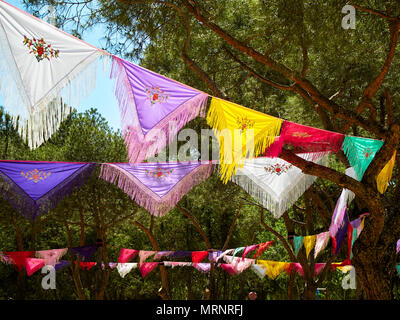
[0,0,122,131]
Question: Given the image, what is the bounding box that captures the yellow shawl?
[376,151,396,194]
[303,235,316,259]
[256,260,290,280]
[207,97,283,183]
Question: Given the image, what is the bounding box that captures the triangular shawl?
[0,1,106,148]
[192,251,209,266]
[208,251,223,262]
[138,250,155,265]
[153,251,174,260]
[214,249,234,262]
[118,249,139,263]
[220,263,239,276]
[77,262,96,270]
[117,263,137,278]
[231,153,326,218]
[303,235,316,259]
[349,226,358,260]
[70,244,99,261]
[351,216,366,238]
[293,236,304,256]
[251,264,267,279]
[169,251,192,258]
[256,260,290,280]
[54,260,70,271]
[139,262,158,278]
[110,56,208,163]
[206,97,283,183]
[25,258,45,276]
[329,189,351,238]
[223,255,254,273]
[289,263,326,278]
[194,263,211,273]
[329,167,358,237]
[314,232,330,259]
[4,251,34,271]
[342,136,383,180]
[99,161,215,217]
[332,210,349,255]
[35,248,68,266]
[0,160,95,220]
[264,121,345,159]
[377,151,396,194]
[252,241,274,259]
[242,244,258,260]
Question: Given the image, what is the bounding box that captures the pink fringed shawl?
[289,263,326,278]
[110,56,209,163]
[265,121,345,159]
[99,161,215,217]
[139,262,159,278]
[36,248,68,266]
[25,258,45,276]
[118,249,139,263]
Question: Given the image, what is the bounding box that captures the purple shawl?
[169,251,192,258]
[333,210,350,255]
[110,56,209,163]
[70,244,99,261]
[99,161,215,216]
[0,160,95,220]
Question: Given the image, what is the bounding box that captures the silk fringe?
[0,23,105,149]
[231,157,326,218]
[99,162,215,217]
[206,101,282,184]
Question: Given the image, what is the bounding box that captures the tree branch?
[260,209,296,261]
[351,3,400,22]
[342,20,400,132]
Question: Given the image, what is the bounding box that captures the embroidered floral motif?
[145,167,174,180]
[23,36,59,62]
[145,86,169,104]
[236,116,255,131]
[264,163,292,175]
[362,147,375,158]
[292,131,312,138]
[21,169,51,183]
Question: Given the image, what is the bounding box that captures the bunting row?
[0,156,330,220]
[0,1,395,197]
[0,248,355,280]
[0,160,215,219]
[0,212,368,280]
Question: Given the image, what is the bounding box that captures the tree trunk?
[352,244,394,300]
[303,282,316,300]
